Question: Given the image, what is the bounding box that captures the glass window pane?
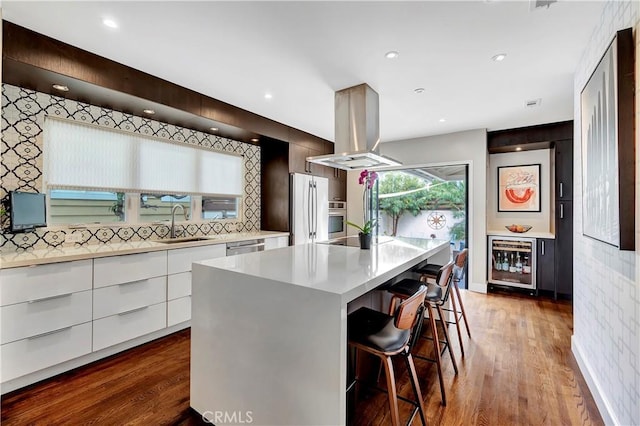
[49,190,125,224]
[202,196,239,220]
[139,194,191,222]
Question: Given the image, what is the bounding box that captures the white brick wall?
[572,2,639,425]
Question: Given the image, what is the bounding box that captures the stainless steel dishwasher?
[226,239,265,256]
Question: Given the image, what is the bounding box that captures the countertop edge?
[487,230,555,239]
[0,231,290,269]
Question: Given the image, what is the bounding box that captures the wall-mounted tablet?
[9,191,47,233]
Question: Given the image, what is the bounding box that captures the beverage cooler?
[488,235,536,291]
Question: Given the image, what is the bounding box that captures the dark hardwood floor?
[1,291,603,425]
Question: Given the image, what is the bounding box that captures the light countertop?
[487,229,555,239]
[195,237,450,303]
[0,231,289,269]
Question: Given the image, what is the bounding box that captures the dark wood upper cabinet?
[2,21,324,148]
[261,139,290,232]
[555,139,573,201]
[487,121,573,153]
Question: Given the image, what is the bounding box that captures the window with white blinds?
[44,117,244,196]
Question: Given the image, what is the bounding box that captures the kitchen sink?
[154,236,211,244]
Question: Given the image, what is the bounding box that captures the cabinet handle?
[28,326,73,340]
[118,306,149,316]
[118,279,149,287]
[541,240,545,256]
[226,243,265,251]
[559,182,563,198]
[28,293,73,304]
[560,203,564,219]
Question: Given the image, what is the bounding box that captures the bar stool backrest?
[395,285,427,330]
[453,248,468,282]
[434,261,455,303]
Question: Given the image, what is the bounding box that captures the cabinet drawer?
[1,322,92,383]
[168,296,191,327]
[93,276,166,320]
[0,260,92,306]
[167,244,226,274]
[92,302,166,351]
[1,290,92,344]
[93,251,167,288]
[168,272,191,300]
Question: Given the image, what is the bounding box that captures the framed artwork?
[497,164,541,212]
[581,27,635,250]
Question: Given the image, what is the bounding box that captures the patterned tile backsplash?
[572,1,639,425]
[0,84,261,252]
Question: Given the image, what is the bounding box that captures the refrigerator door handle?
[308,181,313,239]
[313,182,318,238]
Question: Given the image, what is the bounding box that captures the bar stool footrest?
[349,379,421,426]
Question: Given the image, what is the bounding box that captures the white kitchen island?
[190,237,450,425]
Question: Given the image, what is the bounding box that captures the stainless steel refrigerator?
[290,173,329,245]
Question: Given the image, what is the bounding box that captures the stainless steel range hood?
[306,83,401,170]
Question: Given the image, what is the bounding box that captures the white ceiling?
[2,1,604,143]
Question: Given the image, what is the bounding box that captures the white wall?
[378,129,487,293]
[571,2,640,425]
[487,149,553,233]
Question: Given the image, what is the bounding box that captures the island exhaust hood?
[306,83,401,170]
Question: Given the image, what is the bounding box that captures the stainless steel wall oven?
[328,201,347,239]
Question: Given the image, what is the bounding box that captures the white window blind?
[44,118,243,196]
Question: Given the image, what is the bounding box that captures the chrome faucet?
[170,204,188,238]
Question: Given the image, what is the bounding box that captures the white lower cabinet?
[168,296,191,327]
[1,322,92,383]
[93,251,167,288]
[0,259,92,306]
[167,244,226,275]
[1,235,286,390]
[1,290,92,345]
[92,302,167,351]
[93,276,166,320]
[168,272,191,300]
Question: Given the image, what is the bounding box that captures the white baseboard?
[469,281,487,293]
[571,335,619,426]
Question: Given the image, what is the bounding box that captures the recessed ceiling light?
[385,51,399,59]
[414,88,425,94]
[210,127,219,132]
[143,109,155,115]
[264,93,273,100]
[515,146,523,151]
[439,118,446,123]
[492,53,507,62]
[52,84,69,92]
[251,138,259,142]
[102,18,118,29]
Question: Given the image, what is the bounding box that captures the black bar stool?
[415,248,471,355]
[347,285,427,426]
[388,261,458,406]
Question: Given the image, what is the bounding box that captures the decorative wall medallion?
[427,212,446,230]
